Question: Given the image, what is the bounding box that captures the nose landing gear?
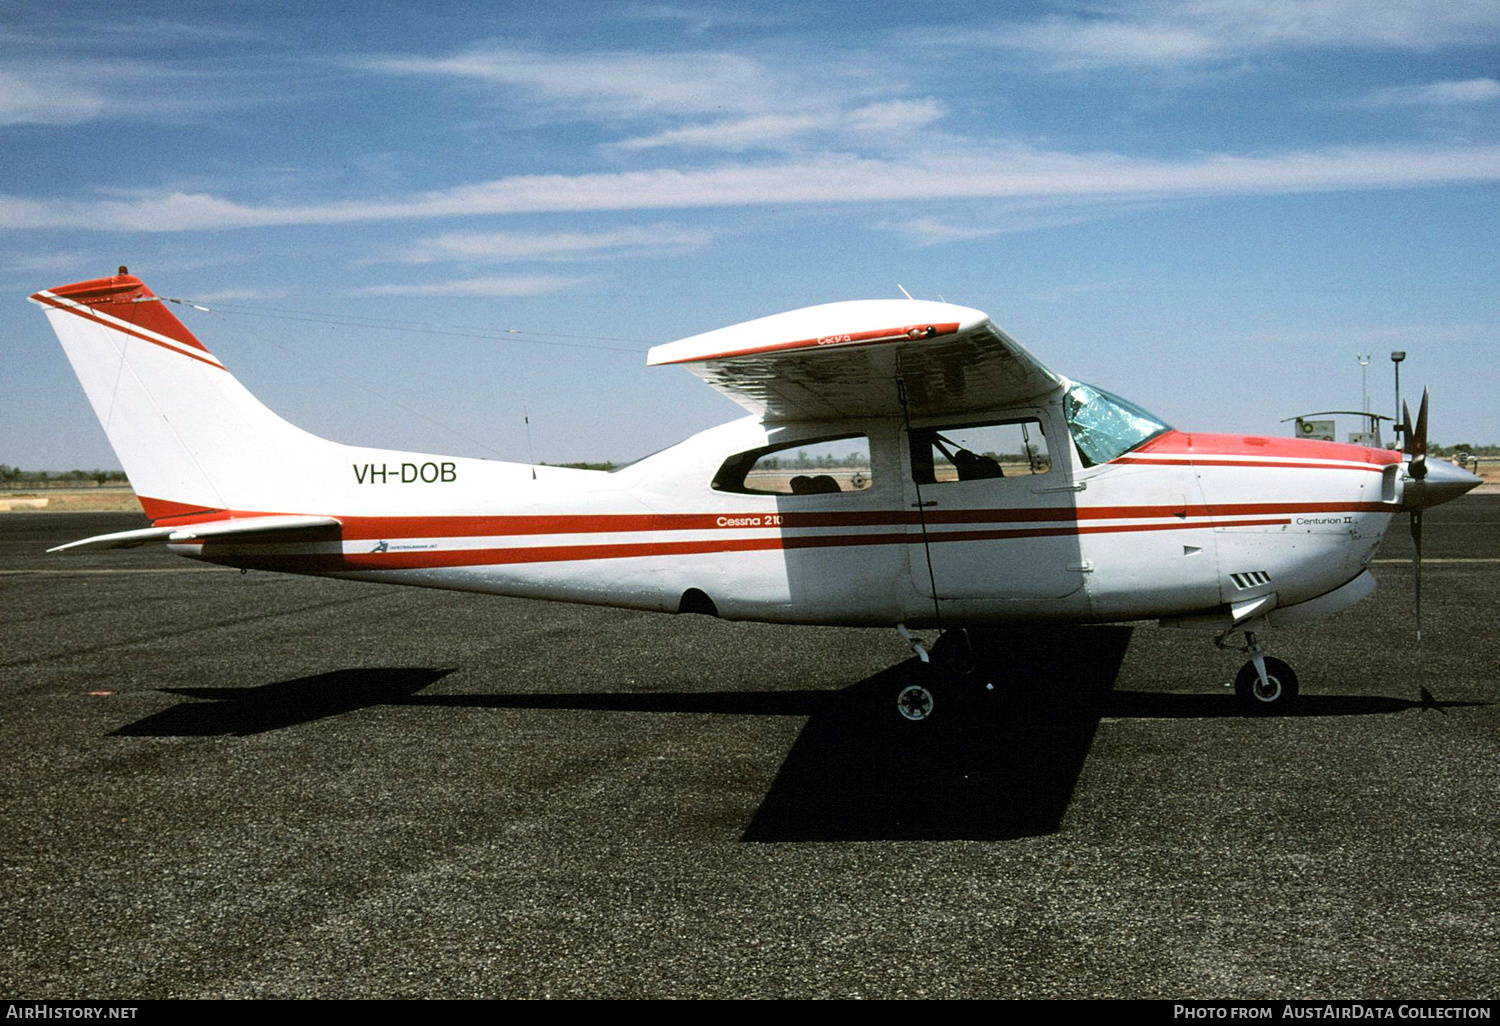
[1219,627,1300,714]
[1234,653,1299,712]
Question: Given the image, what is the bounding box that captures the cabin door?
[901,410,1085,608]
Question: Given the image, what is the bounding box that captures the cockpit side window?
[713,435,872,495]
[908,419,1050,485]
[1063,382,1171,467]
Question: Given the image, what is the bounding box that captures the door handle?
[911,500,937,508]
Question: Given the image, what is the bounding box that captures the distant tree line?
[756,449,872,471]
[0,465,130,488]
[1431,444,1499,457]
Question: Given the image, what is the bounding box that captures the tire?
[896,682,937,722]
[1235,657,1299,714]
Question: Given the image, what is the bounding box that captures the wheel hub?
[896,684,935,721]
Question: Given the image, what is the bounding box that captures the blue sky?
[3,0,1498,469]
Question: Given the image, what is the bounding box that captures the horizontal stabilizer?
[167,515,341,541]
[49,515,341,553]
[47,527,176,552]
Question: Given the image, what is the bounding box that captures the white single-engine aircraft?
[32,270,1480,719]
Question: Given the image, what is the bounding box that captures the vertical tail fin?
[31,271,341,519]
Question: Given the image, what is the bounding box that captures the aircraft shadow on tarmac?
[113,626,1484,843]
[112,667,462,737]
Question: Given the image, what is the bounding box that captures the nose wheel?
[1234,655,1299,714]
[1217,626,1300,714]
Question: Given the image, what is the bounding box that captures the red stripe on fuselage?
[176,514,1325,574]
[144,498,1395,539]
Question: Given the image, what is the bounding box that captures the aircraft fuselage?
[156,399,1402,631]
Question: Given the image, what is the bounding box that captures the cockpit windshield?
[1063,381,1171,467]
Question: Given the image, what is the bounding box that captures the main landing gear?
[893,625,991,722]
[895,679,938,722]
[1218,627,1300,715]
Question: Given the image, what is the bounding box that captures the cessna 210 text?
[31,271,1480,719]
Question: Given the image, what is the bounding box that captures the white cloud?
[350,41,934,147]
[0,68,105,127]
[880,218,1010,246]
[0,59,257,127]
[185,288,289,303]
[608,113,828,153]
[354,46,795,120]
[0,250,93,274]
[1186,0,1500,48]
[355,275,587,297]
[380,224,717,264]
[989,17,1221,69]
[607,99,947,153]
[612,4,785,34]
[5,142,1500,232]
[942,0,1500,69]
[880,205,1121,245]
[845,99,948,136]
[1363,77,1500,106]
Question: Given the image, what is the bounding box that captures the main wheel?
[1234,657,1299,714]
[896,682,937,721]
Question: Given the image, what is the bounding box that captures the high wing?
[646,299,1062,421]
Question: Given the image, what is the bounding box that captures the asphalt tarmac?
[2,500,1496,999]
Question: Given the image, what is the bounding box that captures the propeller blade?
[1402,393,1428,480]
[1410,508,1423,646]
[1411,389,1429,480]
[1403,388,1430,643]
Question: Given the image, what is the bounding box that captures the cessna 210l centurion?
[32,271,1480,719]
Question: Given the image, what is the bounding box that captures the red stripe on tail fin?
[33,273,211,355]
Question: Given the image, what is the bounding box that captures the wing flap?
[648,299,1061,421]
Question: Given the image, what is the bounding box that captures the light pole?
[1391,351,1406,445]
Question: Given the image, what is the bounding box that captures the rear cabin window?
[713,435,873,496]
[909,419,1050,485]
